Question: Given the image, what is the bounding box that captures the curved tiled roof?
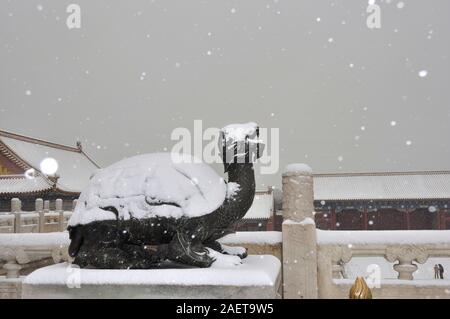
[0,130,100,194]
[313,171,450,201]
[0,174,53,195]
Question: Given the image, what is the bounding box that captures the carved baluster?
[1,248,22,279]
[36,198,44,233]
[385,245,428,280]
[43,200,50,232]
[11,198,21,233]
[330,246,352,279]
[56,198,65,231]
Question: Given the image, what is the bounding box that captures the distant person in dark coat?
[438,264,444,279]
[434,264,440,279]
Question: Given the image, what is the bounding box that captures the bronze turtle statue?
[67,123,264,269]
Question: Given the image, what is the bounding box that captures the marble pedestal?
[22,255,281,299]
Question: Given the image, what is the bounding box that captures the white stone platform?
[21,255,281,299]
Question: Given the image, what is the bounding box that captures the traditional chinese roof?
[0,174,53,195]
[0,130,100,195]
[313,171,450,201]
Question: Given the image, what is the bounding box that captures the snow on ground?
[0,232,69,247]
[317,229,450,245]
[23,255,281,286]
[69,153,227,226]
[219,231,282,245]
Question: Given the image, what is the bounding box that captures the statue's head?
[219,122,265,172]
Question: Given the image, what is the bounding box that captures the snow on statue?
[67,122,264,269]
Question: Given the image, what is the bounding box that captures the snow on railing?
[316,230,450,298]
[282,163,450,299]
[317,229,450,281]
[0,198,75,234]
[0,232,69,284]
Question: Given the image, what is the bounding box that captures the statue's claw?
[167,232,215,268]
[205,241,248,259]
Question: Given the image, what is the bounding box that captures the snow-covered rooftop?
[242,191,274,220]
[0,130,99,194]
[0,174,53,195]
[314,171,450,201]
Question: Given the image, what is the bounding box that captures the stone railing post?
[56,198,65,231]
[11,198,22,233]
[282,164,318,299]
[43,200,50,232]
[36,198,44,233]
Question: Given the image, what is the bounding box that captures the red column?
[405,210,411,230]
[437,209,442,230]
[266,216,274,231]
[331,208,336,230]
[363,208,368,230]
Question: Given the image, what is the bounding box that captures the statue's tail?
[68,226,83,257]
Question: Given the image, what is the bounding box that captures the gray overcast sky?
[1,0,450,189]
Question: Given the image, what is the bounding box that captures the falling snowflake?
[230,8,236,14]
[390,121,397,126]
[428,206,437,213]
[397,2,405,9]
[40,158,59,175]
[25,90,32,96]
[405,140,412,146]
[337,155,344,162]
[418,70,428,78]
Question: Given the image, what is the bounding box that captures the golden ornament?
[349,277,372,299]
